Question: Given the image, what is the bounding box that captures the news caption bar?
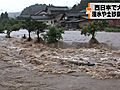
[86,3,120,19]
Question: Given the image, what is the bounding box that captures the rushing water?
[0,30,120,90]
[62,31,120,48]
[0,30,120,48]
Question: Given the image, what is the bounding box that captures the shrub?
[43,26,64,44]
[81,20,108,44]
[105,27,120,32]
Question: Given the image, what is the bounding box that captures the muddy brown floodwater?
[0,37,120,90]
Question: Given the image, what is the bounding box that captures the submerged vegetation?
[0,11,119,45]
[0,4,120,87]
[0,12,63,44]
[81,20,108,44]
[0,12,22,38]
[43,26,64,44]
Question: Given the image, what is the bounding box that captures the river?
[0,30,120,90]
[1,30,120,49]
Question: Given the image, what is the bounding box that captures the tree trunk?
[89,37,99,44]
[36,30,44,43]
[27,31,32,41]
[22,34,26,39]
[37,30,40,42]
[92,30,95,39]
[89,30,99,44]
[6,30,11,38]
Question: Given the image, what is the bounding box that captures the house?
[19,5,69,26]
[44,6,69,26]
[53,10,87,29]
[31,10,54,26]
[46,6,69,15]
[19,5,88,29]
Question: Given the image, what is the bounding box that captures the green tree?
[0,24,4,33]
[1,12,8,19]
[4,12,8,18]
[0,13,21,37]
[34,21,47,42]
[22,18,36,41]
[43,26,64,44]
[4,20,21,38]
[81,20,108,44]
[1,13,4,18]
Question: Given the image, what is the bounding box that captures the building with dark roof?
[47,6,69,15]
[20,4,47,16]
[57,10,87,29]
[19,5,88,29]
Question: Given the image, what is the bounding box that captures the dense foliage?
[22,18,47,41]
[5,19,22,38]
[43,26,64,44]
[0,12,21,37]
[105,27,120,32]
[1,12,8,19]
[22,18,36,41]
[34,21,47,42]
[81,20,108,44]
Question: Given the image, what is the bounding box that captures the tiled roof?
[31,15,52,20]
[20,4,47,16]
[47,6,69,11]
[65,11,86,17]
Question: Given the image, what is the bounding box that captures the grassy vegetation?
[105,27,120,32]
